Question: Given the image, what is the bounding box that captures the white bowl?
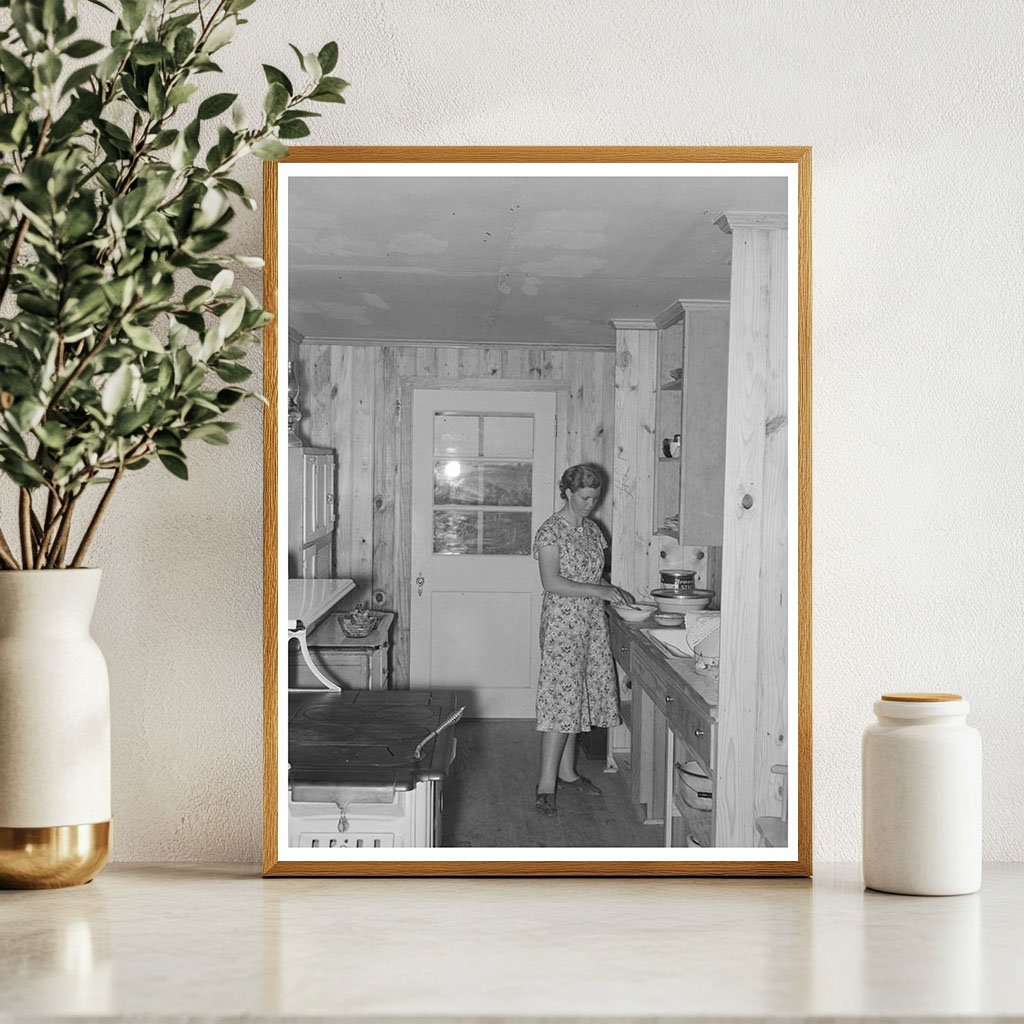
[615,603,655,623]
[651,588,714,615]
[653,612,684,627]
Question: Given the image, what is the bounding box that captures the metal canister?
[659,569,696,592]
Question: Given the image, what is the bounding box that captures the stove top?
[287,690,459,787]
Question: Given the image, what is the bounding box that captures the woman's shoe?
[557,773,603,797]
[535,789,557,816]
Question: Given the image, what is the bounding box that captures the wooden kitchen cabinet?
[288,446,336,578]
[611,300,729,603]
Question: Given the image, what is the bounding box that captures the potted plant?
[0,0,346,887]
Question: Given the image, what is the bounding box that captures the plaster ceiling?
[287,175,787,348]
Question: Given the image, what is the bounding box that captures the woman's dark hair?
[559,463,604,498]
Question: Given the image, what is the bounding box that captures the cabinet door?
[629,687,667,825]
[302,451,336,543]
[677,304,730,546]
[301,535,332,579]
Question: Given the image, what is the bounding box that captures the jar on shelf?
[862,692,981,896]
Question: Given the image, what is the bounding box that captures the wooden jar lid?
[880,692,962,702]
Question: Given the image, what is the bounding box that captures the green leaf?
[300,51,321,81]
[264,81,289,118]
[63,38,104,58]
[209,268,233,294]
[38,51,63,86]
[0,50,33,87]
[228,254,264,269]
[189,423,231,445]
[250,138,288,160]
[60,63,98,96]
[215,388,248,408]
[132,42,169,66]
[166,82,199,107]
[8,399,46,432]
[121,0,152,32]
[317,41,339,75]
[262,64,292,94]
[309,87,346,104]
[173,26,196,65]
[101,365,133,415]
[123,321,164,353]
[112,405,151,435]
[203,16,236,53]
[158,451,188,479]
[198,91,237,119]
[277,120,310,140]
[319,75,349,93]
[34,421,71,449]
[180,364,206,392]
[218,296,246,339]
[213,362,251,384]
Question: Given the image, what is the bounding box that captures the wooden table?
[290,612,394,690]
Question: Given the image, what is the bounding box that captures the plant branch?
[18,489,34,569]
[70,465,124,567]
[0,527,20,571]
[45,492,79,569]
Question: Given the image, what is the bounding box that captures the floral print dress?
[532,513,621,733]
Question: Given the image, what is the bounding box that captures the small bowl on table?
[653,612,685,627]
[614,603,656,623]
[340,612,378,638]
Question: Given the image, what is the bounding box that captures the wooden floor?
[441,719,663,848]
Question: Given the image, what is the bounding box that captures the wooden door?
[302,449,335,578]
[409,389,556,718]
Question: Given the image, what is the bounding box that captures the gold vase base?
[0,821,111,889]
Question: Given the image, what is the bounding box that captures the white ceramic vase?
[862,692,981,896]
[0,569,111,888]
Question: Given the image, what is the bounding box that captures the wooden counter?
[607,610,720,846]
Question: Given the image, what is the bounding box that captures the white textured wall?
[66,0,1024,862]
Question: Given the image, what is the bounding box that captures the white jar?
[862,692,981,895]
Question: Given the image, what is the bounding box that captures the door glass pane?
[479,461,532,506]
[481,511,532,555]
[433,510,479,554]
[434,415,479,456]
[483,416,534,458]
[433,461,481,505]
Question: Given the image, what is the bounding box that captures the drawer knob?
[665,695,675,703]
[694,728,706,737]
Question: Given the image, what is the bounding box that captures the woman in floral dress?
[532,464,632,816]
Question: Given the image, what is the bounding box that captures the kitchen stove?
[287,691,459,849]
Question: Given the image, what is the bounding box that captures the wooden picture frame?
[263,147,812,877]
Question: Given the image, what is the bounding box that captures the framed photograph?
[263,147,811,877]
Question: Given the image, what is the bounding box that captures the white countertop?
[1,863,1022,1020]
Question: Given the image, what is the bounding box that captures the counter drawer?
[607,614,633,675]
[665,689,713,772]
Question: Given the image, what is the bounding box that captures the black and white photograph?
[267,150,809,875]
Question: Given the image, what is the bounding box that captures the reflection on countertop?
[1,863,1021,1018]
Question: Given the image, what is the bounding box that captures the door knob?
[415,572,425,597]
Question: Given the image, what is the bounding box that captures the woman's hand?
[604,585,633,605]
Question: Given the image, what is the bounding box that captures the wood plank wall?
[296,343,618,687]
